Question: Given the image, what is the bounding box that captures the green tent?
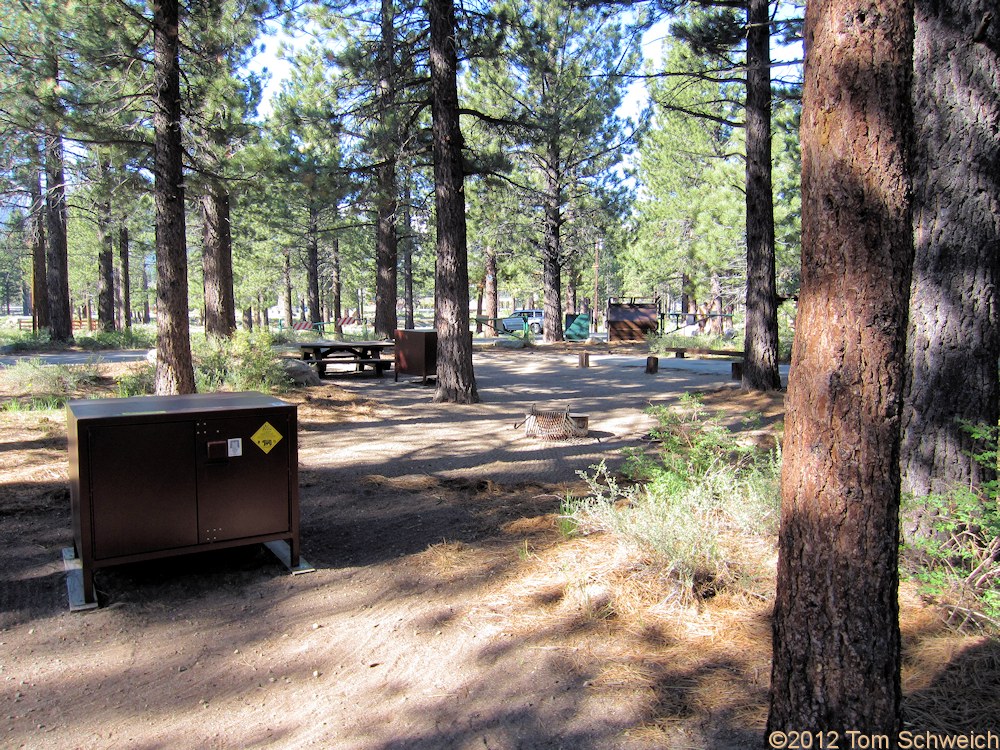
[564,314,591,341]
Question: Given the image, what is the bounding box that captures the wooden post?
[579,352,590,368]
[645,356,658,374]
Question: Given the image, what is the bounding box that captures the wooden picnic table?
[298,340,394,377]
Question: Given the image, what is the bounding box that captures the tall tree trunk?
[567,267,578,316]
[114,267,123,330]
[375,165,399,336]
[282,249,293,328]
[742,0,781,391]
[403,177,415,330]
[542,144,564,343]
[97,195,116,333]
[899,0,1000,512]
[374,0,399,338]
[141,257,151,324]
[484,246,498,336]
[681,272,692,324]
[707,273,723,336]
[305,201,322,327]
[119,222,131,330]
[44,127,72,342]
[767,0,914,737]
[429,0,478,404]
[332,234,344,337]
[202,187,237,339]
[29,152,48,332]
[153,0,195,395]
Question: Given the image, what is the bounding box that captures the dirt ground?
[1,348,998,750]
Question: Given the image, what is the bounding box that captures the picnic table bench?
[660,347,744,358]
[656,347,745,380]
[298,340,394,377]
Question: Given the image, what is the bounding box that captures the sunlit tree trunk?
[331,234,344,337]
[44,125,72,342]
[202,187,237,339]
[768,0,914,736]
[483,246,498,336]
[306,201,321,327]
[742,0,781,391]
[29,149,48,331]
[282,248,293,329]
[119,222,131,330]
[152,0,195,394]
[97,193,116,332]
[541,142,564,343]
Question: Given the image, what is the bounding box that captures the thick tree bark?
[153,0,196,395]
[484,246,498,336]
[767,0,914,737]
[428,0,478,404]
[29,155,48,331]
[542,147,564,343]
[141,257,151,324]
[44,127,72,342]
[97,195,116,333]
[374,0,399,338]
[403,178,416,330]
[742,0,781,391]
[202,187,237,339]
[282,249,293,329]
[900,0,1000,511]
[374,165,399,337]
[331,235,344,337]
[119,223,131,329]
[306,201,322,327]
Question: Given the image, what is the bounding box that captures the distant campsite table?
[298,340,394,377]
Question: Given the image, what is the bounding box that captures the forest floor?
[1,344,997,749]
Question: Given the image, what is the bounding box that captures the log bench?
[657,347,745,380]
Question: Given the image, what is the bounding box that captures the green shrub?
[116,364,156,398]
[0,357,101,394]
[76,326,156,351]
[1,396,64,412]
[902,422,1000,628]
[565,394,780,602]
[192,330,291,393]
[0,329,54,353]
[0,357,102,409]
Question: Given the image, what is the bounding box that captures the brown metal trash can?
[67,392,300,607]
[394,329,438,382]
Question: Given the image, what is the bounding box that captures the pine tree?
[899,0,1000,516]
[468,0,638,342]
[768,0,913,733]
[429,0,479,403]
[152,0,196,394]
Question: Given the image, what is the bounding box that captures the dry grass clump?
[565,456,780,606]
[900,581,1000,734]
[472,531,774,741]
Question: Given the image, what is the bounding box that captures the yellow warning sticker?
[251,422,283,454]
